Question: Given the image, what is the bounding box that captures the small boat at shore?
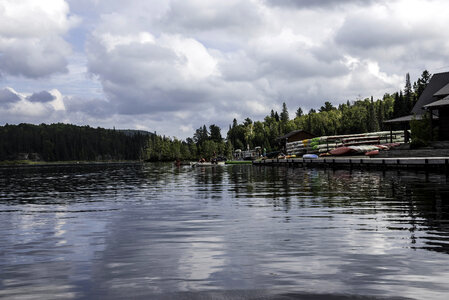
[190,161,225,167]
[225,160,253,165]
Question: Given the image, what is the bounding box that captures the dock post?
[444,158,449,176]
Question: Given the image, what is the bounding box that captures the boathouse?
[384,71,449,141]
[278,130,316,143]
[277,130,316,154]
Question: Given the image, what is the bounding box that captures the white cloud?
[0,0,79,78]
[2,0,449,138]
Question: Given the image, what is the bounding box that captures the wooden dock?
[253,156,449,172]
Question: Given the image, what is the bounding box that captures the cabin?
[384,71,449,141]
[277,130,316,153]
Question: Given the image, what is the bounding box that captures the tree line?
[1,71,430,163]
[0,123,149,162]
[144,70,431,161]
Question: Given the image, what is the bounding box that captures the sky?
[1,0,449,139]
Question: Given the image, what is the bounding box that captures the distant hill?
[0,123,149,162]
[117,129,154,136]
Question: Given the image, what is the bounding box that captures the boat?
[225,160,252,165]
[303,154,318,159]
[190,161,225,167]
[365,150,379,156]
[329,147,353,156]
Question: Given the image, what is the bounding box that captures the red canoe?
[365,150,379,156]
[329,147,353,156]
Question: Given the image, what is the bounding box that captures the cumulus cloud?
[0,0,79,78]
[263,0,378,9]
[0,87,20,103]
[2,0,449,139]
[64,96,114,117]
[27,91,56,103]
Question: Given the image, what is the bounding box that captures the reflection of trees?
[226,165,449,254]
[191,165,224,200]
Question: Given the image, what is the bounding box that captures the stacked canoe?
[286,130,405,157]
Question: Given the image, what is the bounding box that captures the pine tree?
[280,102,289,122]
[414,70,431,100]
[368,96,379,132]
[209,124,222,143]
[404,73,413,114]
[319,101,335,112]
[377,100,384,130]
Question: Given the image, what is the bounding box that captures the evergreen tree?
[368,96,379,132]
[209,124,222,143]
[319,101,335,112]
[377,100,385,131]
[295,107,303,118]
[393,92,403,117]
[280,102,289,122]
[414,70,431,100]
[404,73,413,114]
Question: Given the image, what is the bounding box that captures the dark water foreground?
[1,163,448,300]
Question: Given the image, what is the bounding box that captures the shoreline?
[0,160,143,168]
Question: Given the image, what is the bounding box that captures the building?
[277,130,316,153]
[384,71,449,141]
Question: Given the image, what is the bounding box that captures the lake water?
[1,163,449,299]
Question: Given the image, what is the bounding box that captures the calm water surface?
[1,163,449,299]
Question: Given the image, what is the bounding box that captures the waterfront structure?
[233,146,262,160]
[278,130,316,153]
[385,71,449,141]
[253,156,449,172]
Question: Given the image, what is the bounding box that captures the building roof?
[411,72,449,115]
[433,83,449,97]
[277,130,314,140]
[383,114,423,124]
[384,113,439,124]
[423,96,449,109]
[385,71,449,124]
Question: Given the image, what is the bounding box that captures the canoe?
[365,150,379,156]
[329,147,353,156]
[191,161,225,167]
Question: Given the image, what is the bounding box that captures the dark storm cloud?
[0,88,20,103]
[27,91,55,103]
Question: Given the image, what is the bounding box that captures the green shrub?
[410,113,436,148]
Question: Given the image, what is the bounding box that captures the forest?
[145,70,431,161]
[0,71,430,163]
[0,123,149,162]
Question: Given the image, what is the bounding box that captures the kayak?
[303,154,318,159]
